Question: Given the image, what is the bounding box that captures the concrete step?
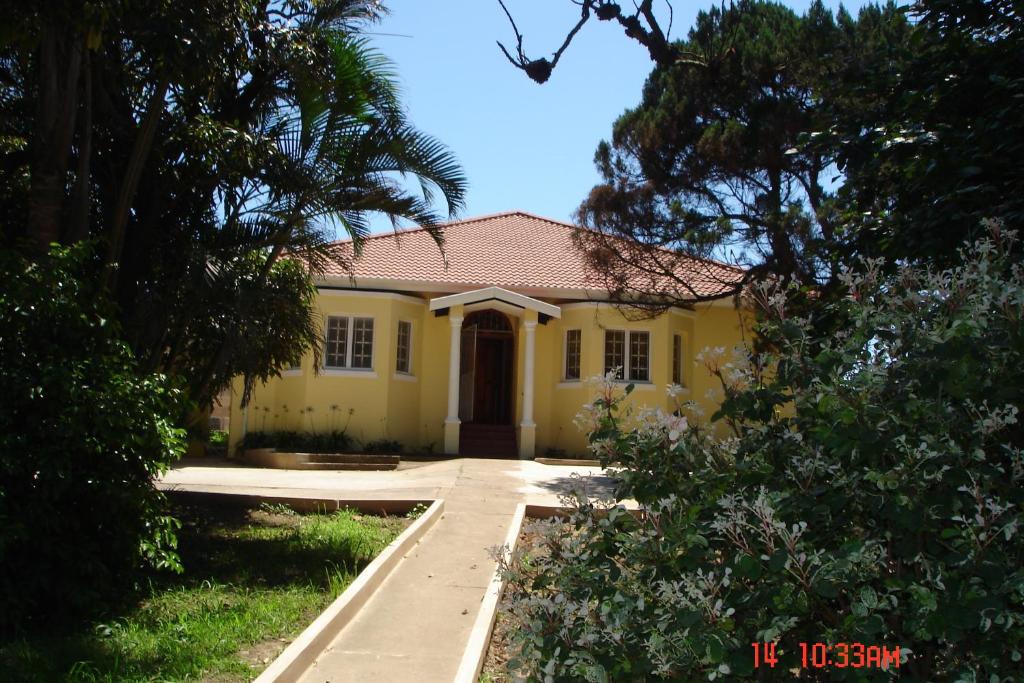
[459,423,517,458]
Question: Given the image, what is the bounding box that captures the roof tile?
[321,211,742,299]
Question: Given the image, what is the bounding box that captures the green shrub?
[500,229,1023,681]
[239,429,354,453]
[0,244,186,635]
[362,438,402,454]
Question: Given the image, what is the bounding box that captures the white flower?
[573,401,606,434]
[663,412,688,443]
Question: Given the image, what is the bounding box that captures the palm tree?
[251,32,466,278]
[178,21,467,411]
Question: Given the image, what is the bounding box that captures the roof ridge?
[328,210,555,247]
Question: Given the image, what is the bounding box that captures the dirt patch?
[247,508,304,529]
[481,602,517,682]
[235,635,294,678]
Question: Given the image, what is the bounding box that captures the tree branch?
[496,0,592,83]
[496,1,678,83]
[106,78,169,285]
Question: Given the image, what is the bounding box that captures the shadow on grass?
[167,502,388,589]
[1,501,405,682]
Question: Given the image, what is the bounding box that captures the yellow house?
[228,211,749,459]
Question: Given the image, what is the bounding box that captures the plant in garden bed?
[363,438,403,454]
[240,430,404,454]
[240,429,355,453]
[207,429,230,456]
[498,228,1024,681]
[0,502,406,682]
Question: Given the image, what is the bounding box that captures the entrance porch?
[428,287,561,458]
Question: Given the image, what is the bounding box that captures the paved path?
[159,458,614,682]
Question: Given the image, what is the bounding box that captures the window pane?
[629,331,650,382]
[396,321,411,373]
[351,317,374,369]
[604,330,625,379]
[325,317,348,368]
[565,329,581,380]
[672,334,682,385]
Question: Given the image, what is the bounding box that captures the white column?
[443,315,463,454]
[519,319,537,458]
[521,320,537,427]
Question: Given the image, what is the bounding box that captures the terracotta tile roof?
[320,211,743,300]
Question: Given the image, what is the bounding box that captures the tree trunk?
[66,48,93,244]
[28,28,83,254]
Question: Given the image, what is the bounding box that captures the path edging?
[453,502,528,683]
[534,457,602,467]
[254,498,445,683]
[162,488,428,516]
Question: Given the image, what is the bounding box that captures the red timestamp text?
[751,641,901,669]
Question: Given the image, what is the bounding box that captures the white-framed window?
[325,315,374,369]
[672,333,683,385]
[396,320,412,374]
[604,329,650,382]
[564,329,582,380]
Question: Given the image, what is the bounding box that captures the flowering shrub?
[500,229,1023,681]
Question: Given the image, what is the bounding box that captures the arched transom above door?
[464,309,513,333]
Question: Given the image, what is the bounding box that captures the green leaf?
[735,554,763,580]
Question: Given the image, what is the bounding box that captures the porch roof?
[427,286,561,319]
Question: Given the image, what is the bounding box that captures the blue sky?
[367,1,874,233]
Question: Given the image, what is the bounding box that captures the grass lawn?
[1,500,408,682]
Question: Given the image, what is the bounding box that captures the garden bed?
[1,500,409,682]
[479,524,545,683]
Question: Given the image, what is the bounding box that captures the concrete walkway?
[159,458,614,682]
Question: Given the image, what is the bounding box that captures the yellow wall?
[543,303,677,455]
[417,307,452,451]
[229,292,751,458]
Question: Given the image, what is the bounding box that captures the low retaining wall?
[242,448,399,471]
[164,490,432,517]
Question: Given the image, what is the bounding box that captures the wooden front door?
[462,310,514,425]
[473,336,513,424]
